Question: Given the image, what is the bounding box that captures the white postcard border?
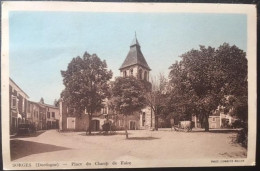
[1,1,257,169]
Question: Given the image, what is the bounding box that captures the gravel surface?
[10,129,247,162]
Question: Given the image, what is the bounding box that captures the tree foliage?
[168,43,247,131]
[111,76,147,138]
[111,76,147,115]
[61,52,112,134]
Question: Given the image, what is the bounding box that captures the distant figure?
[170,118,175,131]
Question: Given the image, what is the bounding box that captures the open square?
[11,129,246,163]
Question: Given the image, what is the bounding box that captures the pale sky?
[9,12,247,104]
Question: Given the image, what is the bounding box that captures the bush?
[231,119,243,128]
[235,122,248,148]
[221,118,230,128]
[102,122,111,132]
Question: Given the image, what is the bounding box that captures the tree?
[141,74,169,130]
[215,44,247,122]
[111,76,146,139]
[61,52,113,135]
[40,97,44,104]
[53,99,59,107]
[168,43,247,131]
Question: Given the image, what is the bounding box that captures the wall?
[140,106,154,129]
[75,115,89,131]
[30,102,40,130]
[46,106,59,129]
[39,105,47,130]
[59,100,90,131]
[114,113,140,130]
[59,101,68,131]
[208,116,221,129]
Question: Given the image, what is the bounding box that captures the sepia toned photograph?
[1,1,257,170]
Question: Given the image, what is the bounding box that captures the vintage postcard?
[1,1,257,170]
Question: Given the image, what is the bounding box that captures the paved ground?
[10,129,247,162]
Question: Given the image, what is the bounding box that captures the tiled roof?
[29,100,58,109]
[119,37,151,71]
[9,78,29,98]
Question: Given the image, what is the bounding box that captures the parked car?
[17,123,36,135]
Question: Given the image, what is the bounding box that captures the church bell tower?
[119,34,154,130]
[119,34,151,81]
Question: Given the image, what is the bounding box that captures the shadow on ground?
[11,130,47,139]
[190,129,241,134]
[10,139,70,161]
[126,137,159,140]
[78,132,131,136]
[219,151,247,158]
[157,128,241,134]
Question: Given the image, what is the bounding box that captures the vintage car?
[17,123,36,135]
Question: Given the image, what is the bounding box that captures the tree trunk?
[155,115,159,131]
[204,114,209,132]
[124,115,128,139]
[87,114,92,135]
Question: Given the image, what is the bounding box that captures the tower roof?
[119,36,151,71]
[130,36,140,47]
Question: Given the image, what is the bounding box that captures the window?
[138,69,143,79]
[212,117,216,122]
[47,112,50,118]
[124,71,127,77]
[22,98,25,112]
[11,96,17,109]
[52,112,55,118]
[142,112,145,126]
[144,71,147,81]
[101,107,107,114]
[10,86,13,93]
[130,69,133,76]
[27,102,30,113]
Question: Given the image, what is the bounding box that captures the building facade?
[9,78,30,135]
[27,101,41,130]
[59,99,114,132]
[9,78,60,135]
[44,103,59,129]
[192,107,235,129]
[208,112,234,129]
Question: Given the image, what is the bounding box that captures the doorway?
[129,121,136,130]
[91,120,100,131]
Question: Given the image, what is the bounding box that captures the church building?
[58,34,156,132]
[119,34,155,130]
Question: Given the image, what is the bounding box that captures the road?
[10,129,247,162]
